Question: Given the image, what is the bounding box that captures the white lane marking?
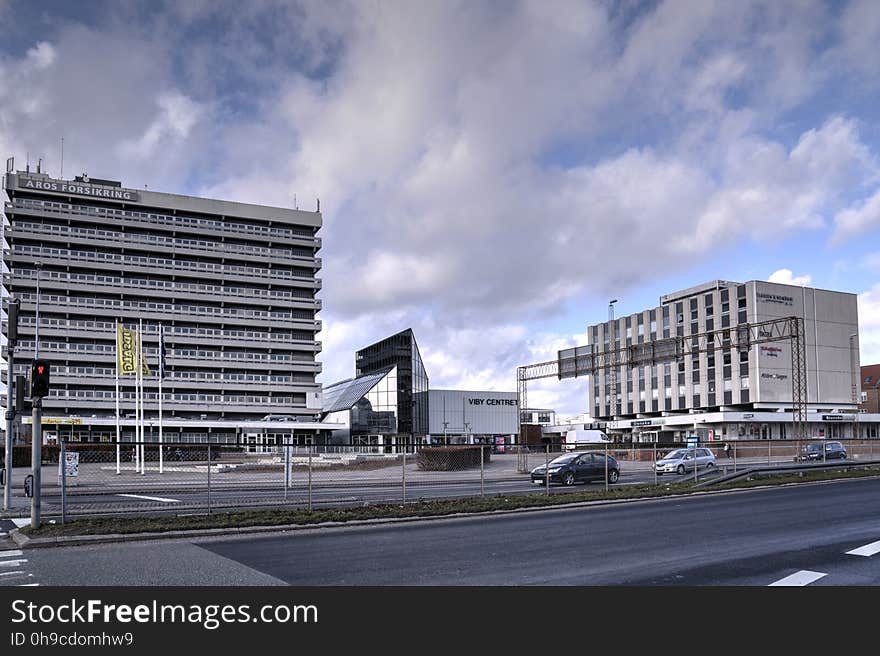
[0,550,23,558]
[769,570,827,586]
[11,518,29,528]
[846,540,880,557]
[18,583,39,586]
[117,494,180,503]
[0,571,29,577]
[0,559,28,567]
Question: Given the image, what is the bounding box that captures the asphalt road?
[11,477,880,586]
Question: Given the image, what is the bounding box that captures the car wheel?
[563,472,575,486]
[607,469,620,484]
[676,464,686,475]
[706,462,715,469]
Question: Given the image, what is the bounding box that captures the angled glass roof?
[322,367,394,413]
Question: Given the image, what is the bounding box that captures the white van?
[564,429,611,449]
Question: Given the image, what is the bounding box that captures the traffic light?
[14,374,31,413]
[31,360,50,398]
[7,298,20,342]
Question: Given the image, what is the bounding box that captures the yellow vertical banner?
[117,325,138,375]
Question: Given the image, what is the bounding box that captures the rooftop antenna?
[26,151,29,173]
[37,158,42,174]
[317,197,320,213]
[294,193,297,209]
[60,137,64,178]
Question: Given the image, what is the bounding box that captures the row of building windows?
[16,268,316,300]
[11,198,317,241]
[14,221,315,261]
[11,364,314,384]
[15,341,318,363]
[13,245,317,281]
[17,293,316,322]
[15,317,315,344]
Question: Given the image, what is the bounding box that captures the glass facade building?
[322,329,428,445]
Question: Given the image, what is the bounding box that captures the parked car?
[654,447,716,475]
[530,451,620,486]
[796,441,847,461]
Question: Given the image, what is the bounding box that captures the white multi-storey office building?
[2,165,333,445]
[584,280,874,443]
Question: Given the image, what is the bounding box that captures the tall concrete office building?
[2,165,328,445]
[582,280,863,443]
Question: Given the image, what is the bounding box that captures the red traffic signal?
[31,359,50,398]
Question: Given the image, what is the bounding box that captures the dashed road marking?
[846,540,880,558]
[117,494,181,503]
[769,570,827,586]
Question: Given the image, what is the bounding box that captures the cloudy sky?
[2,0,880,417]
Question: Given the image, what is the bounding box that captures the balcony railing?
[17,292,316,323]
[9,198,319,243]
[15,341,320,365]
[12,220,317,263]
[14,317,318,346]
[11,244,319,282]
[13,268,318,302]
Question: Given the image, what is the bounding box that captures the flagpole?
[115,319,121,475]
[158,323,164,475]
[133,322,140,474]
[138,318,145,475]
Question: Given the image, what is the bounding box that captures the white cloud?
[26,42,55,70]
[858,284,880,366]
[831,188,880,243]
[4,1,880,415]
[768,269,812,286]
[117,92,204,161]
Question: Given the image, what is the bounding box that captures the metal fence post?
[480,445,485,497]
[653,442,657,485]
[605,442,609,492]
[60,439,66,525]
[402,447,407,504]
[207,442,212,515]
[768,439,772,466]
[733,442,737,473]
[284,442,290,501]
[545,444,549,496]
[308,445,313,512]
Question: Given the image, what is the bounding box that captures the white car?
[654,448,716,475]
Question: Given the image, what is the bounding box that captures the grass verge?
[18,464,880,539]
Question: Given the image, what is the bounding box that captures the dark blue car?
[531,451,620,486]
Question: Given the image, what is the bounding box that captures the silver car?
[654,448,716,475]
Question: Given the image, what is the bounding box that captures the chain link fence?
[2,438,879,519]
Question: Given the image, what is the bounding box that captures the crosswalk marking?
[0,550,24,558]
[846,540,880,558]
[0,571,29,577]
[0,559,28,568]
[769,570,827,586]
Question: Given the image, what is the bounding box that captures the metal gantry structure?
[517,315,808,440]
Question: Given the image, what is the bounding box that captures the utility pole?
[31,265,43,529]
[3,298,19,511]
